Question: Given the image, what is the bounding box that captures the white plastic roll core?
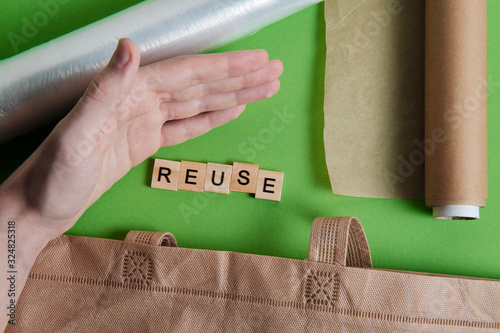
[433,205,480,220]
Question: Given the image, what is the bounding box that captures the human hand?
[0,38,283,240]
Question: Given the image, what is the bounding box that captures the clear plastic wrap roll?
[0,0,320,143]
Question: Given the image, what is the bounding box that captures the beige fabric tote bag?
[6,217,500,332]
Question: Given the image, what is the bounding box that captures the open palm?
[5,39,283,238]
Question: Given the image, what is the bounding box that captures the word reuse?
[151,159,284,201]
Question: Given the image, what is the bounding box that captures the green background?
[1,1,499,280]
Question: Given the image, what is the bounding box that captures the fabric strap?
[125,230,178,247]
[8,217,500,332]
[308,216,372,267]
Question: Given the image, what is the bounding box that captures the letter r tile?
[151,159,181,191]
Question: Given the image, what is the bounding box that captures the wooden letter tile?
[255,170,284,201]
[151,159,181,191]
[178,161,207,192]
[204,163,233,194]
[230,162,259,193]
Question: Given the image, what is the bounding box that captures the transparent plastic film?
[0,0,320,143]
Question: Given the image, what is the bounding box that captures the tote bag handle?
[125,230,178,247]
[309,216,372,267]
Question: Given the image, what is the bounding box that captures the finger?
[161,79,280,121]
[139,49,271,92]
[56,39,141,156]
[161,105,246,146]
[80,38,141,109]
[164,59,283,102]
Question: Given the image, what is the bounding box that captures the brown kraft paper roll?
[425,0,488,219]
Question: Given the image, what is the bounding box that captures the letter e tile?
[255,170,284,201]
[178,161,207,192]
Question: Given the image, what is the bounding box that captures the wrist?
[0,179,54,331]
[0,179,55,253]
[0,144,77,242]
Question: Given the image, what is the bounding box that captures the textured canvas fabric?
[6,217,500,332]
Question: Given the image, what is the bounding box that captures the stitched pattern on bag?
[133,232,154,245]
[27,272,500,330]
[122,251,153,285]
[304,270,339,307]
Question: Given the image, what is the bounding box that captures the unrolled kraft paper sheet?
[324,0,488,219]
